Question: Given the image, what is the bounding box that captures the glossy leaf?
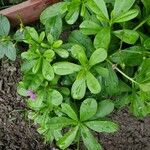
[81,126,102,150]
[89,48,107,66]
[53,62,81,75]
[112,9,139,23]
[25,27,39,42]
[94,27,111,49]
[113,29,139,44]
[86,72,101,94]
[85,121,118,133]
[69,30,94,56]
[40,2,68,24]
[94,65,109,77]
[0,41,16,61]
[93,100,114,119]
[61,103,78,121]
[48,117,75,130]
[57,126,79,150]
[54,48,69,58]
[71,44,88,65]
[80,98,97,121]
[48,89,63,106]
[112,0,135,17]
[65,4,80,24]
[45,15,62,40]
[80,20,101,35]
[0,15,10,36]
[42,59,54,81]
[87,0,109,22]
[71,78,86,100]
[43,50,55,62]
[32,58,41,74]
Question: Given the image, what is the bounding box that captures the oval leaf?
[86,72,101,94]
[81,125,102,150]
[71,78,86,100]
[85,121,118,133]
[80,98,97,121]
[57,126,79,150]
[53,62,81,75]
[89,48,107,66]
[42,59,54,81]
[61,103,78,121]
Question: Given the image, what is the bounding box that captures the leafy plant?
[0,15,17,60]
[16,0,150,149]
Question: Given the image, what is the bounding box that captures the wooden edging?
[0,0,58,26]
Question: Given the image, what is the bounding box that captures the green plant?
[0,14,23,60]
[17,0,150,149]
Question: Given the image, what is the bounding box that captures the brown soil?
[0,59,150,150]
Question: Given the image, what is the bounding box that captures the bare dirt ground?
[0,59,150,150]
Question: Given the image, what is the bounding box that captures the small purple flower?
[27,90,36,100]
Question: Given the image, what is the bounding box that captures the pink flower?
[27,90,36,100]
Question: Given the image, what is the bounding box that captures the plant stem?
[115,67,138,84]
[133,16,150,31]
[106,59,139,85]
[77,130,80,150]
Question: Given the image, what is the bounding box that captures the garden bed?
[0,59,150,150]
[1,0,150,149]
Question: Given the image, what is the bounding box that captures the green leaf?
[61,103,78,121]
[27,90,44,110]
[25,27,39,42]
[54,48,69,58]
[113,29,139,44]
[65,4,80,24]
[2,41,16,61]
[71,44,88,65]
[32,58,41,74]
[94,65,109,77]
[42,59,54,81]
[139,83,150,92]
[47,34,54,45]
[112,9,139,23]
[57,126,79,150]
[53,40,63,48]
[89,48,107,66]
[21,51,39,60]
[104,64,119,95]
[87,0,109,21]
[85,121,118,133]
[21,60,36,72]
[48,89,63,106]
[69,30,94,56]
[53,62,81,75]
[144,38,150,49]
[39,31,45,42]
[81,126,102,150]
[112,0,136,17]
[17,82,27,96]
[45,15,62,40]
[80,98,97,121]
[0,15,10,36]
[86,72,101,94]
[48,117,75,130]
[93,100,114,118]
[71,77,86,100]
[110,46,143,67]
[40,2,68,25]
[94,27,111,50]
[80,20,101,35]
[43,50,55,62]
[141,0,150,14]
